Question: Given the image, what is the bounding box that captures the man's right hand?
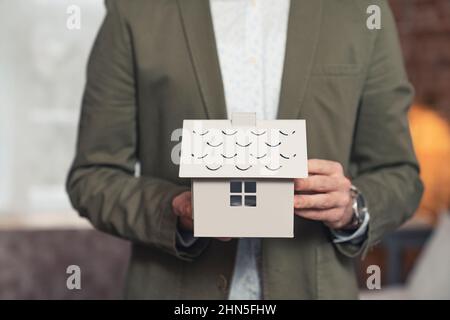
[172,191,231,241]
[172,191,194,231]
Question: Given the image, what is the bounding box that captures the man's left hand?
[294,159,354,230]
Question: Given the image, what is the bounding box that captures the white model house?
[179,113,308,238]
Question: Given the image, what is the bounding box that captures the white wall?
[0,0,105,215]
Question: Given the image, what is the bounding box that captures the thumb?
[180,202,192,218]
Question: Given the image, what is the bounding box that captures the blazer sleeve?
[66,0,204,261]
[336,1,424,258]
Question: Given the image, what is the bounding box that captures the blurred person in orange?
[409,103,450,226]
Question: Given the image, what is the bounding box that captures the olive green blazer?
[67,0,423,299]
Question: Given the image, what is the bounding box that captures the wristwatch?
[347,185,369,229]
[330,184,370,243]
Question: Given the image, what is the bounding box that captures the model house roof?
[179,113,308,179]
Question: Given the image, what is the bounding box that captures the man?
[67,0,423,299]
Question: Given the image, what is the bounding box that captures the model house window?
[230,181,256,207]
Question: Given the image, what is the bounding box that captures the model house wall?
[193,179,294,237]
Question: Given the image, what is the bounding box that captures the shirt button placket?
[246,0,265,120]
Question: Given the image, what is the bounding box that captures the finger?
[308,159,343,176]
[294,209,327,221]
[294,175,339,192]
[177,202,191,218]
[216,237,232,242]
[294,193,344,210]
[184,203,192,217]
[172,191,192,217]
[294,208,343,224]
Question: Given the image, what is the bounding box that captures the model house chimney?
[231,112,256,126]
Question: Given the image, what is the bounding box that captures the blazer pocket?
[311,64,361,76]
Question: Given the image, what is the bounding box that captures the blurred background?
[0,0,449,299]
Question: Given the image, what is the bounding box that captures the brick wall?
[390,0,450,121]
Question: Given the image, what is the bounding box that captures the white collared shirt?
[210,0,291,300]
[208,0,368,300]
[210,0,290,121]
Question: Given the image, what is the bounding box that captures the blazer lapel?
[277,0,324,119]
[177,0,227,120]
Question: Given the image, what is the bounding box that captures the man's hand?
[172,191,194,231]
[294,159,354,230]
[172,191,231,241]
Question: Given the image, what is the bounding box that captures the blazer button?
[217,274,228,292]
